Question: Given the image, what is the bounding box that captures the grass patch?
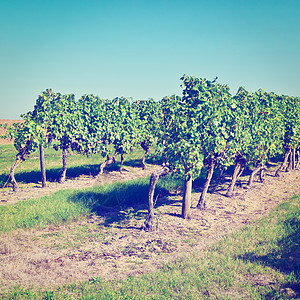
[0,190,89,232]
[0,144,149,186]
[0,174,183,232]
[1,194,299,299]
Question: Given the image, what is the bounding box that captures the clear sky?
[0,0,299,119]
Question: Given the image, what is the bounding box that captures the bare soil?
[0,119,22,145]
[0,164,299,291]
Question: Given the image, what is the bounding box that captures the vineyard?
[1,75,299,225]
[0,75,300,298]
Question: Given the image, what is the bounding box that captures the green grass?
[0,142,185,233]
[0,190,88,232]
[1,194,299,299]
[0,144,149,186]
[0,174,184,232]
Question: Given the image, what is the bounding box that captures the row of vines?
[145,75,300,228]
[2,91,160,191]
[1,75,300,229]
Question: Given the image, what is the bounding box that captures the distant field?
[0,119,22,145]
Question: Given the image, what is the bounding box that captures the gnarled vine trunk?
[97,152,118,177]
[247,165,267,186]
[226,155,247,197]
[142,166,169,231]
[275,147,291,177]
[260,167,266,183]
[10,159,20,192]
[10,141,32,192]
[141,140,150,170]
[236,166,245,181]
[59,147,69,183]
[197,160,215,210]
[141,148,149,170]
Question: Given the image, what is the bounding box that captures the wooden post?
[292,148,296,170]
[39,144,46,188]
[182,174,192,219]
[59,147,68,183]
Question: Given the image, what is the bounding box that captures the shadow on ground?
[0,158,144,186]
[67,177,178,227]
[238,217,300,298]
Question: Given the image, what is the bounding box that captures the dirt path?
[0,166,299,290]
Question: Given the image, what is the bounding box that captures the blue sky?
[0,0,299,119]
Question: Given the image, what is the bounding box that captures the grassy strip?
[0,190,89,232]
[0,174,183,232]
[1,195,299,299]
[0,144,148,186]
